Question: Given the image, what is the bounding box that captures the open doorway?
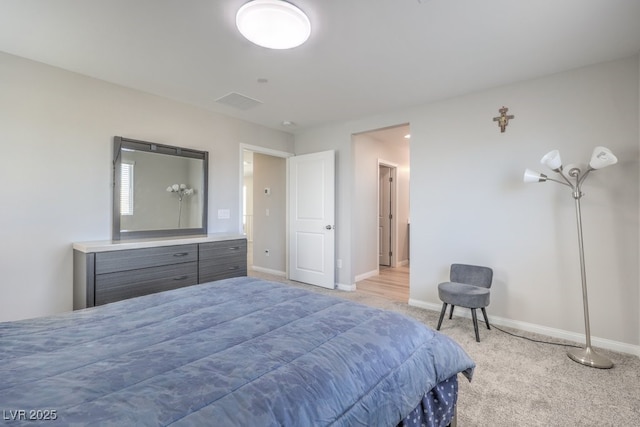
[241,145,291,277]
[241,145,337,289]
[353,124,410,302]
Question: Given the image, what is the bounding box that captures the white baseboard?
[408,299,446,313]
[408,298,640,357]
[337,282,356,291]
[249,265,286,277]
[354,269,378,282]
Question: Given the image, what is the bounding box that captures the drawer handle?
[228,246,240,251]
[228,266,240,270]
[173,275,189,281]
[173,252,189,257]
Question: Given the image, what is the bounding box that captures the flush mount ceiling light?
[236,0,311,49]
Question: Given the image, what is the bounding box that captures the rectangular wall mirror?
[113,136,208,240]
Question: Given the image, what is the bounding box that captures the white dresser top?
[73,233,246,253]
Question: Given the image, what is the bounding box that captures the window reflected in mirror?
[120,160,134,216]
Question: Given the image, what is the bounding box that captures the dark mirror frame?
[112,136,208,240]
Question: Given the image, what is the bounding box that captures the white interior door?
[379,165,392,266]
[288,150,335,289]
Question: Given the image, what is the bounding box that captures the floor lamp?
[524,146,617,369]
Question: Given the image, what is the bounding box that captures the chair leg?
[437,303,447,330]
[448,305,455,319]
[471,308,480,342]
[481,307,491,330]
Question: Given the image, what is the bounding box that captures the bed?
[0,277,474,426]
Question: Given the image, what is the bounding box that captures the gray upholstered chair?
[436,263,493,342]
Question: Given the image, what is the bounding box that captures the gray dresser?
[73,234,247,309]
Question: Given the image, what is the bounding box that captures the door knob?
[325,225,333,230]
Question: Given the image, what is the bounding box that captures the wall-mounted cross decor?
[493,106,515,133]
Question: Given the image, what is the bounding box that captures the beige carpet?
[249,271,640,426]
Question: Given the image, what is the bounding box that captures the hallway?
[355,265,409,303]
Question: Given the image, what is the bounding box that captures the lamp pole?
[564,168,613,369]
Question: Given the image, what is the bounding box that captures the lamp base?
[567,346,613,369]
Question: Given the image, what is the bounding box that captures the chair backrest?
[450,263,493,289]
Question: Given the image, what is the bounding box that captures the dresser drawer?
[199,239,247,283]
[95,244,197,274]
[95,261,197,305]
[199,261,247,283]
[199,239,246,262]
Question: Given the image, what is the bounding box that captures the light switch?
[217,209,230,219]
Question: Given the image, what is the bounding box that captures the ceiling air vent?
[215,92,263,110]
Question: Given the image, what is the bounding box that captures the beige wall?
[0,51,293,322]
[408,56,639,351]
[295,55,640,354]
[252,153,286,274]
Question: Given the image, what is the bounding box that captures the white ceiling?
[0,0,639,133]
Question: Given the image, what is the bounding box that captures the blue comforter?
[0,277,474,426]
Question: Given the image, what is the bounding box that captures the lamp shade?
[523,169,547,183]
[236,0,311,49]
[589,146,618,169]
[540,149,563,171]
